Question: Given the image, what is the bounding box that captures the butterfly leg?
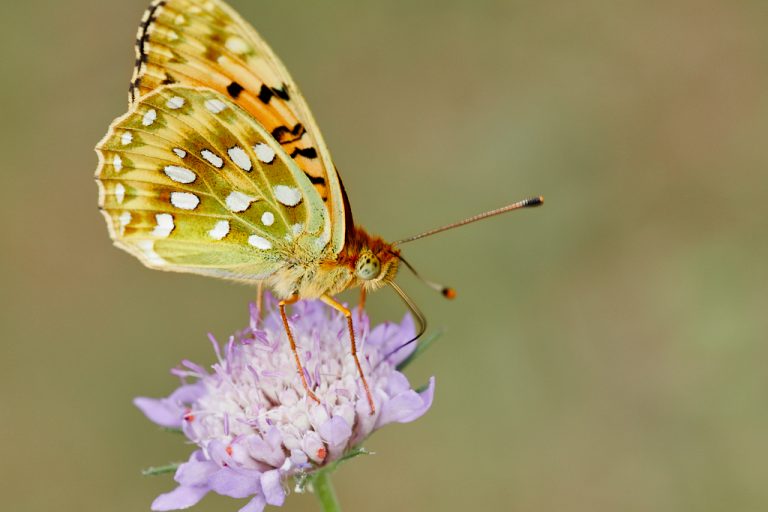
[357,287,367,313]
[321,294,376,415]
[254,282,264,325]
[279,295,320,404]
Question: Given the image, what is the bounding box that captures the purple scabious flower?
[135,295,435,512]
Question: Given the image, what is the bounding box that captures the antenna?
[394,196,543,245]
[397,254,456,300]
[381,195,544,362]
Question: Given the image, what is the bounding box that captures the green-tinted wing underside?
[96,85,329,281]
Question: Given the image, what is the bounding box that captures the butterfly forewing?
[130,0,347,254]
[96,85,328,281]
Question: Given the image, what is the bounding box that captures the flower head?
[135,295,435,512]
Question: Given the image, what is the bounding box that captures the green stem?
[313,470,341,512]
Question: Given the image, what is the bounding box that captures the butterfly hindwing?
[129,0,347,254]
[96,85,329,281]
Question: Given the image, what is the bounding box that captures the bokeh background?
[2,1,767,511]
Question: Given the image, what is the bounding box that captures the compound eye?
[355,253,381,280]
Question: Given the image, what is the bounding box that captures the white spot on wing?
[170,192,200,210]
[113,155,123,172]
[118,211,131,235]
[167,30,179,42]
[163,165,196,184]
[204,99,226,114]
[174,14,186,25]
[201,149,223,168]
[225,37,249,54]
[228,146,252,171]
[209,220,230,240]
[151,213,174,238]
[115,183,125,204]
[248,234,272,250]
[173,148,187,158]
[253,143,275,164]
[273,185,302,206]
[136,240,166,265]
[142,108,157,126]
[261,211,275,226]
[225,191,257,212]
[121,132,132,145]
[166,96,185,109]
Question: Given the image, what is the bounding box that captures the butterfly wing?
[96,85,329,281]
[129,0,347,254]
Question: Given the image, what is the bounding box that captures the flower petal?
[368,314,417,366]
[388,315,417,363]
[260,469,285,506]
[151,485,208,511]
[290,449,309,467]
[174,451,218,487]
[383,371,413,396]
[205,439,231,467]
[169,383,206,403]
[246,428,286,467]
[134,384,204,428]
[239,494,267,512]
[301,430,326,464]
[208,467,262,499]
[318,416,352,448]
[134,397,183,428]
[376,376,436,427]
[367,319,402,348]
[318,415,353,460]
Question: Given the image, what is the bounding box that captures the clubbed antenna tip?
[442,287,456,300]
[526,196,544,207]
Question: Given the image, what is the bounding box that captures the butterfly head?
[353,246,400,291]
[344,228,400,291]
[354,249,381,280]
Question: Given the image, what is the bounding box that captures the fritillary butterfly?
[95,0,542,414]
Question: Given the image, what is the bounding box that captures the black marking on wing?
[271,123,306,144]
[290,147,318,159]
[130,0,167,102]
[305,174,326,186]
[227,81,244,99]
[273,83,290,101]
[161,73,176,85]
[257,83,292,104]
[257,84,274,104]
[337,166,356,240]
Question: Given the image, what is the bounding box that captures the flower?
[135,294,435,512]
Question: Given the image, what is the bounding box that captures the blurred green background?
[2,0,767,510]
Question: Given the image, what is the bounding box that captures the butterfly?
[95,0,542,414]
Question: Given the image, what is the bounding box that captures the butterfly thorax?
[265,227,399,300]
